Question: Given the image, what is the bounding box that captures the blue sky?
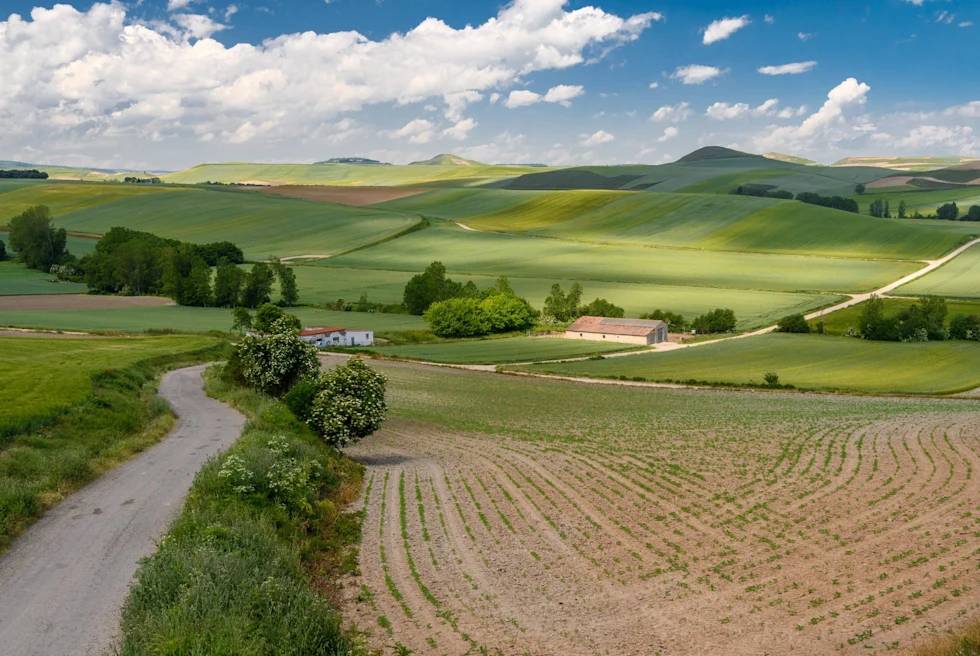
[0,0,977,170]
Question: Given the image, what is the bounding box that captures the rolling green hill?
[162,161,543,187]
[897,242,980,298]
[383,188,968,260]
[0,183,178,222]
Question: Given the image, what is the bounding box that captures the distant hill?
[0,160,35,169]
[315,157,389,165]
[677,147,764,163]
[832,156,979,172]
[409,154,485,167]
[763,152,820,166]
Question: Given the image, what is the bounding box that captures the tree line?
[5,204,298,308]
[868,199,980,221]
[730,186,859,213]
[0,169,48,179]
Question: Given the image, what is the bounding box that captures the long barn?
[565,316,668,346]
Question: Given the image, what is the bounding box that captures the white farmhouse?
[299,326,374,348]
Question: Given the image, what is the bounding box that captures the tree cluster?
[6,205,68,271]
[543,282,624,322]
[776,313,812,334]
[795,192,859,213]
[730,186,793,200]
[423,278,539,338]
[639,309,687,331]
[403,261,474,314]
[868,198,891,218]
[0,238,6,261]
[858,295,950,342]
[0,169,48,179]
[122,176,162,184]
[690,308,737,334]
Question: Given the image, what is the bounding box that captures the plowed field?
[343,360,980,655]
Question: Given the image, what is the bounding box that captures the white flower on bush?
[308,359,387,447]
[237,317,319,395]
[218,454,255,494]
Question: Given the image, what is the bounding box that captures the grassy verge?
[0,342,224,552]
[116,366,367,655]
[911,619,980,656]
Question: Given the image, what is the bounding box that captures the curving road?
[0,365,243,656]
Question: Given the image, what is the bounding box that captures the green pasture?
[815,297,980,335]
[385,189,965,259]
[0,262,88,295]
[0,305,425,335]
[0,183,176,222]
[0,334,216,436]
[41,187,417,259]
[520,333,980,395]
[162,162,542,186]
[321,221,918,294]
[362,336,639,364]
[0,180,46,195]
[897,242,980,298]
[851,187,980,215]
[675,168,798,194]
[291,265,841,329]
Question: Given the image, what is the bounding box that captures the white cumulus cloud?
[658,127,678,142]
[753,78,871,152]
[580,130,615,146]
[671,65,726,85]
[504,84,584,108]
[702,15,750,45]
[758,61,818,75]
[706,98,781,120]
[384,119,436,144]
[0,0,658,161]
[441,118,478,140]
[650,102,692,122]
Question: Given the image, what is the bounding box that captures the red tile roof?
[300,326,346,337]
[566,316,666,337]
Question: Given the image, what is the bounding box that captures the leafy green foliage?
[241,261,275,308]
[776,313,812,334]
[403,261,465,315]
[691,308,737,334]
[234,318,319,395]
[937,202,959,221]
[543,282,582,322]
[423,297,489,338]
[7,205,67,271]
[949,314,980,340]
[308,359,388,447]
[214,257,246,307]
[579,297,625,318]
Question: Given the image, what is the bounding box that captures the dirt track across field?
[255,185,430,206]
[344,364,980,655]
[0,294,174,311]
[0,365,244,656]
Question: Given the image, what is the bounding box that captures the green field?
[163,161,543,187]
[0,184,419,260]
[0,183,177,221]
[384,189,967,259]
[321,221,918,294]
[520,333,980,394]
[897,242,980,298]
[0,305,426,334]
[675,168,798,194]
[362,336,638,364]
[0,334,216,436]
[851,187,980,215]
[0,262,89,295]
[291,265,841,330]
[815,297,980,335]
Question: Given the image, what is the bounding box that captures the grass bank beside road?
[0,336,222,551]
[116,366,366,655]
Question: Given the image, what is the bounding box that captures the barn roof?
[566,316,667,337]
[300,326,347,336]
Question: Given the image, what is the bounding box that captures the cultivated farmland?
[898,242,980,298]
[344,358,980,655]
[362,336,640,364]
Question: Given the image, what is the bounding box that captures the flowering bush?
[308,358,387,447]
[235,317,318,395]
[217,434,323,513]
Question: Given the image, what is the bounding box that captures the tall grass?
[0,343,224,551]
[911,619,980,656]
[116,366,366,655]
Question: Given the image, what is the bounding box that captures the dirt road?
[0,365,243,656]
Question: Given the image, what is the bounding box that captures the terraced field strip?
[344,359,980,655]
[897,240,980,298]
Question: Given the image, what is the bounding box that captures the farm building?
[565,316,668,346]
[299,326,374,348]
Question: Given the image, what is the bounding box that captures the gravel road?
[0,364,244,656]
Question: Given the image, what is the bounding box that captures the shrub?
[308,359,387,447]
[691,308,737,334]
[579,298,625,318]
[235,318,319,396]
[481,293,539,332]
[640,310,686,332]
[283,377,319,422]
[949,314,980,341]
[424,297,489,337]
[776,313,812,334]
[764,372,780,387]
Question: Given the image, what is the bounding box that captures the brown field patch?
[342,363,980,655]
[0,295,174,311]
[253,185,429,206]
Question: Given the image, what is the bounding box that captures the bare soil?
[0,295,174,311]
[344,393,980,654]
[253,185,430,206]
